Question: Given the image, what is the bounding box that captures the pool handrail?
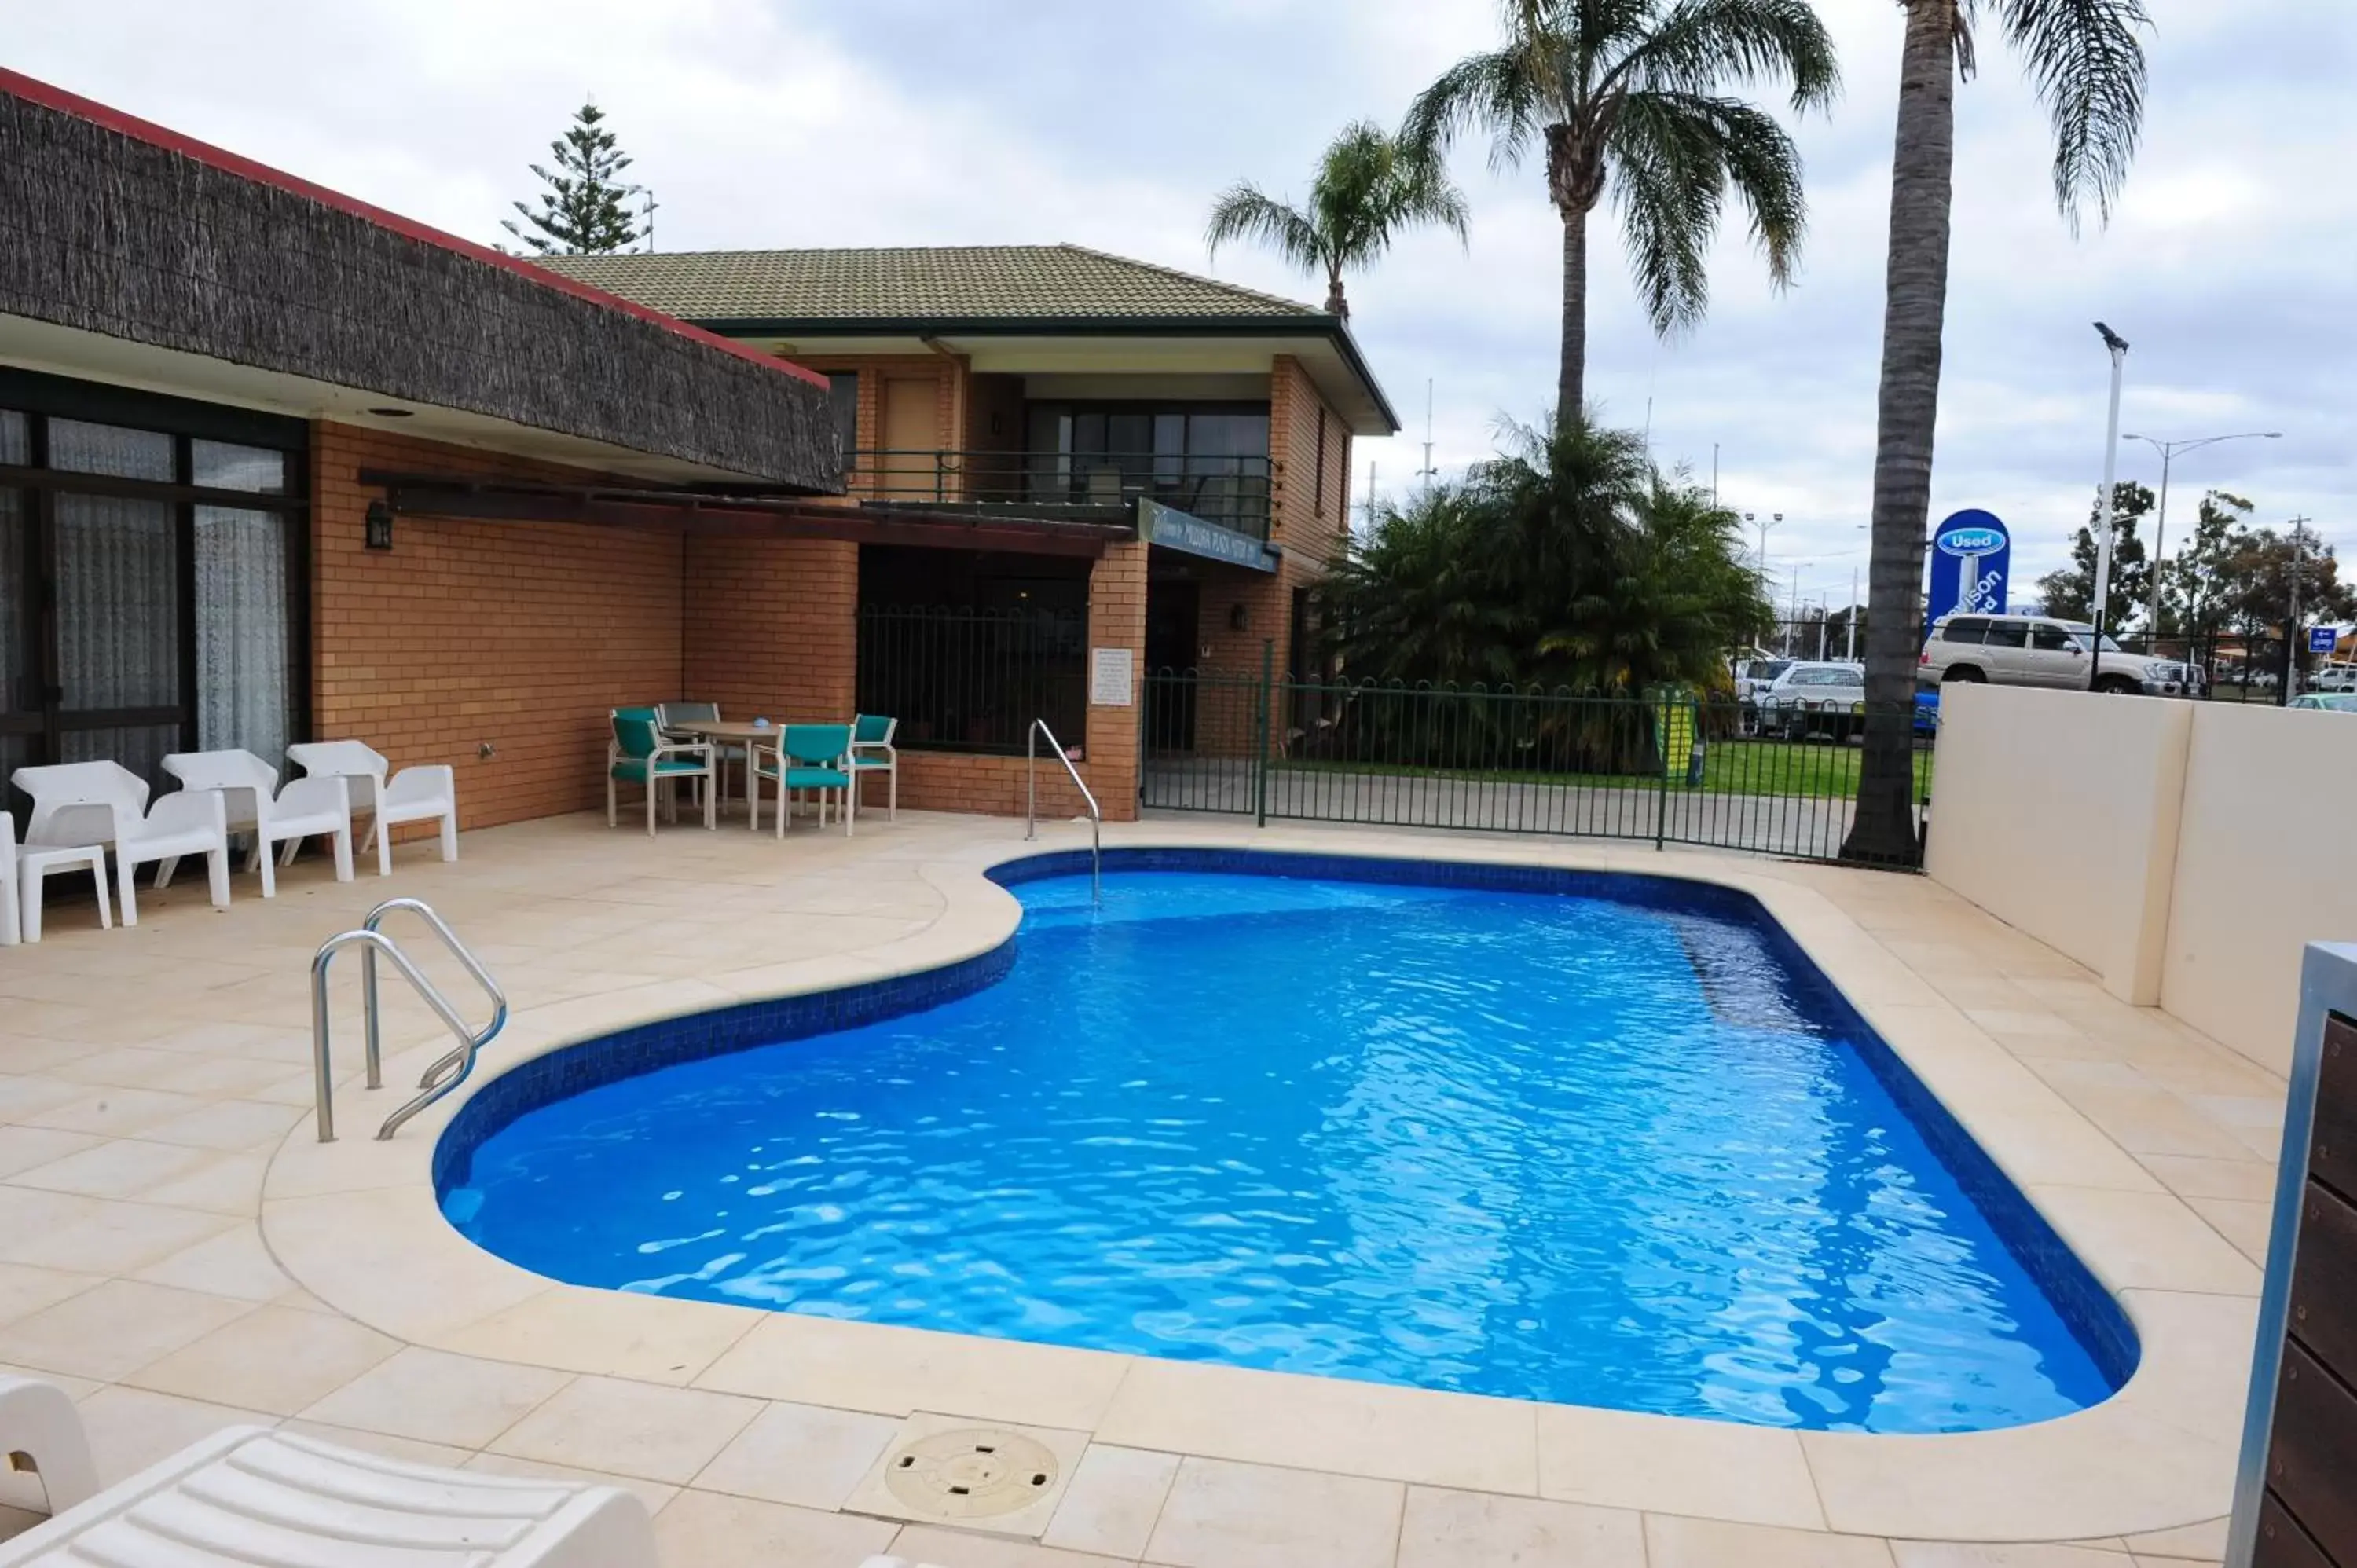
[1025,718,1101,903]
[306,898,507,1143]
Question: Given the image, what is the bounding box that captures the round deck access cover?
[880,1427,1060,1520]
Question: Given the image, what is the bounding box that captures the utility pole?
[2125,430,2283,636]
[1712,444,1720,509]
[1417,380,1437,497]
[1847,566,1859,661]
[2090,323,2130,690]
[2286,515,2313,702]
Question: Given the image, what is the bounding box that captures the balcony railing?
[849,449,1271,542]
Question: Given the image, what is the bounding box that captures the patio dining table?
[661,718,781,825]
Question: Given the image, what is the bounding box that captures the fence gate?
[1139,663,1929,867]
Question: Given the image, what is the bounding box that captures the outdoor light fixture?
[366,406,415,419]
[364,500,394,551]
[1230,602,1248,632]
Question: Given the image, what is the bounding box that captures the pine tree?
[503,101,644,255]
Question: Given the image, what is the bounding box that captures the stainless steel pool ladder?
[1025,717,1101,903]
[309,898,508,1143]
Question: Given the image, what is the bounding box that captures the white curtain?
[196,506,291,765]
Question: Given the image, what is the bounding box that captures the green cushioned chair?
[850,713,898,822]
[607,706,716,837]
[753,724,855,839]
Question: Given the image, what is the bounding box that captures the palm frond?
[1606,0,1839,112]
[1402,47,1550,174]
[1204,185,1327,273]
[1985,0,2151,227]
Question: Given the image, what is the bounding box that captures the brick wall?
[681,537,857,721]
[311,422,687,832]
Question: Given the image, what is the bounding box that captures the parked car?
[1917,613,2205,696]
[1734,658,1794,733]
[2311,665,2357,693]
[1757,661,1866,741]
[2288,693,2357,713]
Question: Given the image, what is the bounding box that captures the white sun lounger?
[0,1419,654,1567]
[0,1376,98,1515]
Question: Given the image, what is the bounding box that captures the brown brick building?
[2,71,1393,835]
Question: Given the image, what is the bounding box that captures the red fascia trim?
[0,68,829,392]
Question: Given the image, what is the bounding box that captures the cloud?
[8,0,2344,608]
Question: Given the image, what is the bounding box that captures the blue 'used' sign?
[2311,626,2338,654]
[1923,509,2011,641]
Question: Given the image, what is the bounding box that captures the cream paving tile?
[689,1398,901,1511]
[2121,1519,2228,1560]
[840,1411,1089,1540]
[1892,1545,2147,1567]
[1143,1457,1404,1568]
[141,1055,313,1100]
[130,1223,296,1301]
[649,1490,897,1568]
[487,1375,764,1485]
[137,1099,306,1152]
[276,1420,475,1469]
[1396,1486,1647,1567]
[125,1304,401,1416]
[298,1345,572,1449]
[0,1127,102,1180]
[0,1196,236,1275]
[46,1047,189,1090]
[2184,1197,2274,1264]
[73,1386,275,1483]
[1534,1401,1824,1530]
[441,1284,761,1385]
[1039,1444,1180,1559]
[885,1524,1132,1568]
[0,1263,103,1329]
[6,1138,219,1200]
[2137,1155,2278,1203]
[2130,1558,2220,1568]
[262,1187,548,1340]
[137,1152,268,1215]
[0,1278,253,1381]
[1646,1514,1896,1568]
[1094,1354,1538,1494]
[20,1086,211,1137]
[463,1451,681,1520]
[696,1313,1131,1433]
[2027,1185,2264,1295]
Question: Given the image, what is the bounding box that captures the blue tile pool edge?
[431,844,2139,1394]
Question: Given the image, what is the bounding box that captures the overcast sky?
[11,0,2349,610]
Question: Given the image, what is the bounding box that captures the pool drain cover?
[880,1427,1060,1520]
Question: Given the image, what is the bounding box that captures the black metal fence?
[1750,620,2344,705]
[856,606,1086,755]
[849,449,1274,540]
[1142,665,1931,866]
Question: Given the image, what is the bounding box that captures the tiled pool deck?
[0,811,2282,1567]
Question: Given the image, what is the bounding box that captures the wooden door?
[880,377,941,501]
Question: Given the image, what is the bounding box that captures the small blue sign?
[1138,498,1275,572]
[2310,626,2337,654]
[1924,509,2011,641]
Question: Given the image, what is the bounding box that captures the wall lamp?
[1229,602,1248,632]
[365,500,395,551]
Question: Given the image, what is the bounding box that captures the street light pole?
[2124,430,2283,636]
[2090,324,2131,691]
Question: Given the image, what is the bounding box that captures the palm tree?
[1205,121,1470,318]
[1842,0,2150,865]
[1403,0,1838,424]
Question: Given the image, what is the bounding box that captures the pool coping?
[258,825,2258,1543]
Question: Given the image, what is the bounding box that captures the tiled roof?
[533,244,1321,325]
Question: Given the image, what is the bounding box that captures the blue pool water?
[442,859,2131,1433]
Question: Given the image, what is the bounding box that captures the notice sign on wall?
[1090,647,1135,706]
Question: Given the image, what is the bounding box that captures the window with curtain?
[196,506,292,764]
[48,418,174,480]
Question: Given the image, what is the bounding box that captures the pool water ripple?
[444,869,2124,1433]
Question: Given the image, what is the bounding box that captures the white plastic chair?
[0,1375,99,1515]
[0,1405,653,1567]
[286,740,458,876]
[163,749,355,898]
[2,811,115,943]
[11,762,230,927]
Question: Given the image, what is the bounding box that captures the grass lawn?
[1274,736,1934,801]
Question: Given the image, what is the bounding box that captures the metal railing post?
[1654,691,1670,852]
[1254,639,1272,829]
[1027,718,1101,903]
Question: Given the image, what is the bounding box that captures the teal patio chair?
[607,707,716,836]
[850,713,898,822]
[657,700,744,812]
[753,724,854,839]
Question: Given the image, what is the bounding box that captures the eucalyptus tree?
[1403,0,1838,423]
[1205,121,1470,318]
[1844,0,2152,864]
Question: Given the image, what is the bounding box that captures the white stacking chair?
[0,1382,654,1567]
[1,811,115,944]
[163,749,355,898]
[286,740,458,876]
[11,762,229,927]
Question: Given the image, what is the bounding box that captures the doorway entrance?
[1144,579,1200,752]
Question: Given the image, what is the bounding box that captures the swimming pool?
[438,851,2134,1434]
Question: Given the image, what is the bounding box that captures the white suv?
[1918,614,2205,697]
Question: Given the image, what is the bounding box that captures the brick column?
[1081,540,1147,822]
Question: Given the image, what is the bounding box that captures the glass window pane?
[56,493,179,710]
[0,488,22,717]
[47,419,174,480]
[1942,617,1989,643]
[1983,620,2029,649]
[196,507,292,764]
[0,411,25,467]
[61,724,178,789]
[191,440,288,494]
[825,373,859,474]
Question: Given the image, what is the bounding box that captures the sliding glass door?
[0,376,306,799]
